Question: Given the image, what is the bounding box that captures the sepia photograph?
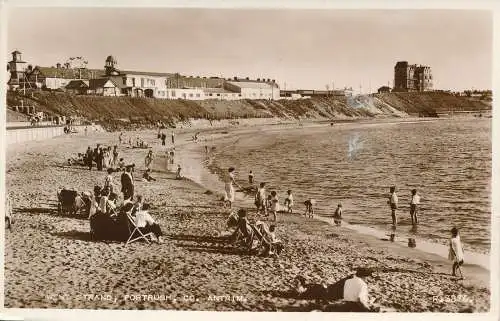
[1,2,497,319]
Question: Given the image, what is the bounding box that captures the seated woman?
[142,169,157,182]
[133,203,164,243]
[98,188,117,216]
[231,209,253,248]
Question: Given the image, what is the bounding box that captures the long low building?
[9,52,282,101]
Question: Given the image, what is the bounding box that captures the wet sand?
[4,122,491,312]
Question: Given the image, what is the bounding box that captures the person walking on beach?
[448,227,465,277]
[255,182,267,216]
[121,165,135,201]
[409,189,420,225]
[333,203,343,226]
[119,132,123,144]
[86,146,93,170]
[84,126,88,136]
[387,186,398,226]
[224,167,242,209]
[171,131,175,145]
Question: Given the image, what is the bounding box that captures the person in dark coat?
[86,146,93,170]
[97,147,104,171]
[121,165,135,201]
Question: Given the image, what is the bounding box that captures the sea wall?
[6,124,105,145]
[6,126,66,145]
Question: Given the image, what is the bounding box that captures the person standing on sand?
[171,131,175,145]
[448,227,465,277]
[333,203,343,226]
[387,186,398,226]
[121,165,135,201]
[119,132,123,144]
[224,167,242,209]
[248,171,254,184]
[145,150,154,170]
[86,146,93,171]
[176,164,182,180]
[97,147,104,171]
[161,133,167,146]
[270,190,279,222]
[112,145,119,168]
[84,126,88,136]
[284,190,294,214]
[409,189,420,225]
[255,182,267,216]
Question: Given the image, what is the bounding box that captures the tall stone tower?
[8,50,27,88]
[104,55,119,76]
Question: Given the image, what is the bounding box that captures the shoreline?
[4,118,491,311]
[170,120,490,286]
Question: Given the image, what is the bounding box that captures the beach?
[4,120,491,312]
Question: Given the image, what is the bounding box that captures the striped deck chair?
[124,206,155,245]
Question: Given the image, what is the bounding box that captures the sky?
[6,8,493,92]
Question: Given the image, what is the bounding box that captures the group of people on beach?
[84,144,120,171]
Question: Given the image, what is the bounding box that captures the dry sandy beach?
[4,121,491,312]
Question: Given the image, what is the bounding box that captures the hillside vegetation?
[6,90,490,128]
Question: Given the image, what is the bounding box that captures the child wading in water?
[284,190,294,214]
[333,203,342,226]
[270,191,279,222]
[448,227,465,278]
[304,198,315,218]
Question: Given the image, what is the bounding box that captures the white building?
[224,81,280,100]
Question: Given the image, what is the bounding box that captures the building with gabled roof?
[87,78,121,96]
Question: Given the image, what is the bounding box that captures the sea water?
[178,119,491,256]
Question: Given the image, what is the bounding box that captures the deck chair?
[124,207,155,245]
[255,221,284,256]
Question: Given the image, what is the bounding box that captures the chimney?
[234,76,237,81]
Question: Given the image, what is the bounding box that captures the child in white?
[270,191,279,222]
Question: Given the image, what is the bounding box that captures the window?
[123,77,127,85]
[217,94,220,97]
[196,93,200,98]
[141,78,145,87]
[151,79,156,86]
[171,90,176,97]
[189,93,193,98]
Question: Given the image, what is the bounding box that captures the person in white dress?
[448,227,465,277]
[224,167,242,209]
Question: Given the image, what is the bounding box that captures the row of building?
[7,52,282,100]
[7,51,357,100]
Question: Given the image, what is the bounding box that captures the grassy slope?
[6,91,489,125]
